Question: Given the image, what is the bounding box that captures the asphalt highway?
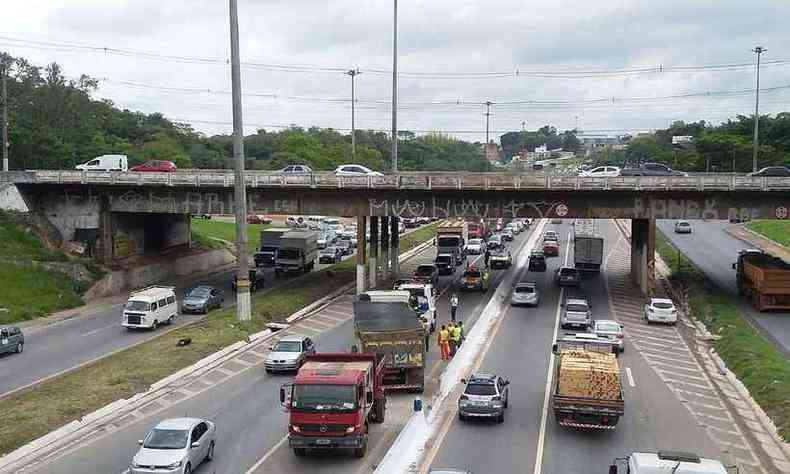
[0,225,426,398]
[428,220,729,474]
[30,225,538,474]
[656,219,790,355]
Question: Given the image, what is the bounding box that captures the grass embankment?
[656,231,790,441]
[0,221,440,455]
[745,220,790,248]
[191,219,271,253]
[0,212,99,324]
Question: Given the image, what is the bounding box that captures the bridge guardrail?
[5,170,790,192]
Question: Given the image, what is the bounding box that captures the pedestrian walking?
[484,249,491,268]
[447,322,457,357]
[450,293,459,322]
[438,325,450,360]
[457,321,465,347]
[451,323,462,354]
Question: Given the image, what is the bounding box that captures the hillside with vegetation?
[0,211,101,324]
[1,53,490,173]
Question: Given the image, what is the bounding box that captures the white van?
[122,286,178,330]
[75,154,129,172]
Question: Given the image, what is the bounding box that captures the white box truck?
[275,230,319,276]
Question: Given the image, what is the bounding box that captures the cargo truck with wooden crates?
[733,249,790,311]
[551,334,624,429]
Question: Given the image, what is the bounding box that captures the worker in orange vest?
[438,325,450,360]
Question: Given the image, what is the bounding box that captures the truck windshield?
[125,300,150,311]
[437,236,460,247]
[260,246,277,253]
[435,256,451,264]
[278,249,301,259]
[292,384,357,411]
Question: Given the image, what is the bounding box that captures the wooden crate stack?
[557,350,621,399]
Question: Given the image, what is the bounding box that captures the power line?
[4,35,790,79]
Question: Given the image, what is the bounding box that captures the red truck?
[468,221,490,239]
[280,353,387,458]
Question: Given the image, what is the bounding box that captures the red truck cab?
[280,353,386,458]
[468,222,490,240]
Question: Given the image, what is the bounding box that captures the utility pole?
[484,101,492,144]
[346,69,361,161]
[229,0,251,322]
[1,53,9,173]
[391,0,398,172]
[752,45,766,173]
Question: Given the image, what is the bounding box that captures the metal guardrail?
[5,170,790,192]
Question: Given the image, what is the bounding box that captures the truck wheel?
[371,397,386,423]
[497,413,505,424]
[293,448,306,457]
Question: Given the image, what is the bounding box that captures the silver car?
[560,298,592,330]
[511,283,540,307]
[265,335,315,373]
[590,319,624,352]
[130,418,216,474]
[674,220,692,234]
[181,286,223,315]
[458,373,510,423]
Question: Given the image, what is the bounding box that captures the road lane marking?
[244,435,288,474]
[81,322,119,337]
[625,367,636,387]
[533,225,571,474]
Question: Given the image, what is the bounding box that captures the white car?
[277,164,313,175]
[644,298,678,324]
[130,418,216,474]
[334,164,383,176]
[579,166,621,178]
[465,238,486,255]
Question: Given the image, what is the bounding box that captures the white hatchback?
[334,164,383,176]
[644,298,678,324]
[130,418,216,474]
[579,166,621,178]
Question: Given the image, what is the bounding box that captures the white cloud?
[2,0,789,141]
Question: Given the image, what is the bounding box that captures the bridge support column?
[380,217,390,277]
[369,216,379,289]
[356,216,367,295]
[390,217,400,277]
[630,218,656,296]
[99,196,113,266]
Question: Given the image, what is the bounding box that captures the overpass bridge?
[4,170,790,295]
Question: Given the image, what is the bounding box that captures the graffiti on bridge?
[369,198,568,218]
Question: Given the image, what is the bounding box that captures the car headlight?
[291,424,301,433]
[130,460,141,468]
[345,426,356,434]
[165,460,183,468]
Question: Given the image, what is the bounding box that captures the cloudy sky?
[2,0,789,142]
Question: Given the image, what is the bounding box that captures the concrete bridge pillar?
[380,217,390,277]
[99,195,113,266]
[630,218,656,296]
[369,216,379,289]
[356,215,367,295]
[390,217,400,277]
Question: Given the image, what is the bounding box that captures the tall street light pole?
[391,0,398,172]
[346,69,361,161]
[229,0,251,322]
[1,53,10,173]
[484,101,492,144]
[752,45,766,173]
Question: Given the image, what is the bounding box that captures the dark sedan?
[413,264,440,287]
[748,166,790,177]
[336,240,353,256]
[319,246,343,264]
[181,285,224,314]
[555,266,581,287]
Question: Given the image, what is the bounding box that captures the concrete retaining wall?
[85,248,235,298]
[0,184,28,212]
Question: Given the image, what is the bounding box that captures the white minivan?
[75,154,129,172]
[122,286,178,330]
